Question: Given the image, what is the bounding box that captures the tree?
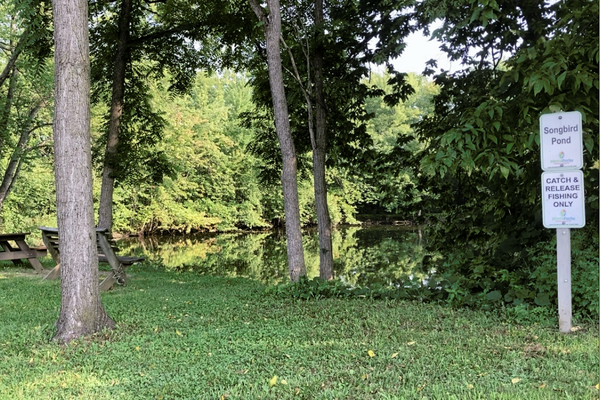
[407,0,598,304]
[0,0,53,216]
[245,0,415,280]
[95,0,132,230]
[248,0,307,281]
[90,0,248,231]
[53,0,115,343]
[311,0,333,279]
[357,72,438,216]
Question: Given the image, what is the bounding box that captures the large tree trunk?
[52,0,115,343]
[97,0,132,230]
[313,0,334,280]
[249,0,306,281]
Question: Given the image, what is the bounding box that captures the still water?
[119,226,428,286]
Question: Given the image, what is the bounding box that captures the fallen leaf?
[539,382,546,389]
[407,341,416,346]
[368,350,375,357]
[391,353,398,358]
[269,375,277,387]
[596,383,599,390]
[280,379,288,385]
[467,384,474,389]
[176,330,182,336]
[511,378,521,384]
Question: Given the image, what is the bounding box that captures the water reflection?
[119,226,427,286]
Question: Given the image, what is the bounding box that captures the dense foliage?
[402,0,599,314]
[4,69,433,235]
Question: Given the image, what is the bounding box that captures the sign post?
[556,228,572,333]
[540,111,585,334]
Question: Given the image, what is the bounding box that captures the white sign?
[540,111,583,170]
[541,170,585,228]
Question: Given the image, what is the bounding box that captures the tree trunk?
[97,0,132,230]
[313,0,334,280]
[0,101,44,214]
[0,66,17,157]
[52,0,115,343]
[249,0,306,281]
[0,28,27,90]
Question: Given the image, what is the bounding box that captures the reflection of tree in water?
[334,227,428,287]
[119,226,428,286]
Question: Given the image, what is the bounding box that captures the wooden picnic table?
[0,232,47,273]
[39,227,145,291]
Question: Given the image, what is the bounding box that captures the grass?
[0,261,598,399]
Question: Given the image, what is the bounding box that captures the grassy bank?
[0,263,598,399]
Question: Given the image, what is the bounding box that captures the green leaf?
[469,8,480,24]
[482,9,495,20]
[556,71,567,88]
[534,293,551,306]
[486,291,502,302]
[533,81,543,95]
[583,134,594,154]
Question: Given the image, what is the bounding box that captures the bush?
[527,225,599,319]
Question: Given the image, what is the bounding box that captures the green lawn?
[0,263,598,399]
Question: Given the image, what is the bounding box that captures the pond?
[118,225,429,286]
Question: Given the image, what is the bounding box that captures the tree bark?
[52,0,115,343]
[97,0,132,231]
[249,0,306,281]
[313,0,334,280]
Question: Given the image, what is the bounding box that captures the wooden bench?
[0,232,47,273]
[39,227,145,291]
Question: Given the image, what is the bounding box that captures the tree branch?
[0,29,28,89]
[280,35,315,151]
[248,0,269,25]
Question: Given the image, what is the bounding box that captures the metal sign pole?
[556,228,572,333]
